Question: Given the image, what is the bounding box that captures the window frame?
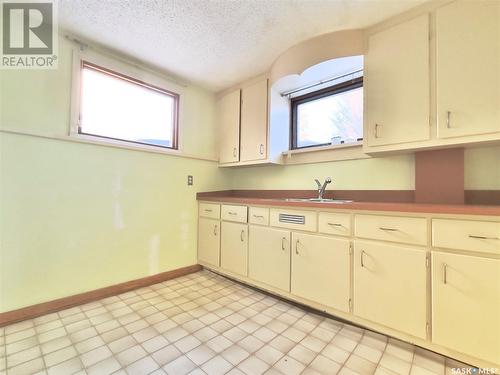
[77,60,180,150]
[290,76,364,150]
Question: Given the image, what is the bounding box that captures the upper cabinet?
[217,78,269,166]
[240,78,269,162]
[364,14,430,147]
[218,89,241,164]
[436,0,500,139]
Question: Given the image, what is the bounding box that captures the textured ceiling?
[59,0,428,92]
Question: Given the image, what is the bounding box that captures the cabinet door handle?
[204,209,212,213]
[240,230,245,242]
[281,237,287,251]
[295,239,300,255]
[233,147,237,157]
[213,225,218,236]
[379,227,398,232]
[468,235,499,240]
[259,143,264,155]
[443,263,447,284]
[253,214,264,218]
[328,222,343,227]
[361,250,365,268]
[374,124,380,138]
[228,212,237,215]
[446,111,451,128]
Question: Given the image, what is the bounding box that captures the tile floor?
[1,270,468,375]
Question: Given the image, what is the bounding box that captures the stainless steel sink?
[283,198,353,204]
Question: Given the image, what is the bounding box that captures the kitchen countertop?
[197,193,500,216]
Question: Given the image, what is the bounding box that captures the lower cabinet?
[354,240,427,339]
[220,221,248,276]
[432,252,500,364]
[198,218,220,267]
[248,226,291,292]
[291,232,351,312]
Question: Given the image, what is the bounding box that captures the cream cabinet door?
[220,222,248,276]
[365,14,430,147]
[218,89,241,163]
[353,240,427,339]
[248,226,291,292]
[240,79,268,162]
[291,232,350,312]
[198,218,220,267]
[436,0,500,138]
[432,252,500,364]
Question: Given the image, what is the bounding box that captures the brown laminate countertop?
[197,193,500,216]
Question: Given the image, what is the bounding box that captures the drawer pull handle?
[468,235,499,240]
[204,209,213,212]
[379,227,398,232]
[213,225,218,236]
[240,230,245,242]
[295,239,300,255]
[253,214,264,219]
[328,223,343,227]
[443,263,447,284]
[228,212,237,215]
[281,237,287,251]
[361,250,366,268]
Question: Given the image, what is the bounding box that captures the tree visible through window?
[291,78,363,149]
[79,61,179,149]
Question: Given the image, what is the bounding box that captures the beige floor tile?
[413,348,445,374]
[385,339,415,362]
[354,344,384,364]
[126,356,159,375]
[288,344,316,365]
[201,355,233,375]
[239,355,270,375]
[345,354,377,375]
[44,345,77,367]
[268,335,294,353]
[222,345,250,366]
[47,357,84,375]
[86,356,121,375]
[239,335,265,353]
[224,327,248,343]
[332,334,358,352]
[143,335,170,353]
[310,354,343,375]
[6,336,39,355]
[74,335,104,354]
[206,335,233,353]
[379,353,412,375]
[175,335,202,353]
[152,344,183,366]
[322,343,351,364]
[7,357,45,375]
[115,344,147,366]
[80,345,112,367]
[163,354,197,375]
[301,335,327,352]
[7,345,41,368]
[273,355,305,375]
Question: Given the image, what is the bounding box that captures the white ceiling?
[59,0,428,92]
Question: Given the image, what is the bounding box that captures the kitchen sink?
[283,198,353,204]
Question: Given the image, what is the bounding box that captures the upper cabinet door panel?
[218,89,241,164]
[240,79,268,162]
[436,0,500,138]
[365,14,430,147]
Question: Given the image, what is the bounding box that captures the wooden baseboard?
[0,264,202,327]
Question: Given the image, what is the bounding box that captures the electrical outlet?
[187,175,193,186]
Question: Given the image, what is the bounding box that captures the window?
[79,61,179,149]
[291,77,363,149]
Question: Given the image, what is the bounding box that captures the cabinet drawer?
[270,209,317,232]
[432,219,500,255]
[221,205,248,223]
[318,212,351,237]
[199,203,220,219]
[249,207,269,226]
[355,214,427,246]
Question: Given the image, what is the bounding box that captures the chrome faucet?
[315,177,332,200]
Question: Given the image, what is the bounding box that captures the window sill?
[281,141,369,164]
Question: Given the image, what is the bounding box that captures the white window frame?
[70,47,185,154]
